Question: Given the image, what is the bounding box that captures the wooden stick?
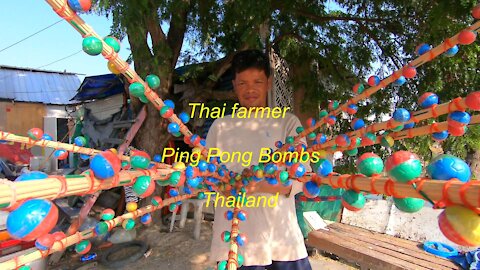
[227,207,241,270]
[0,192,202,270]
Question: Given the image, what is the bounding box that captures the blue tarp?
[71,74,124,102]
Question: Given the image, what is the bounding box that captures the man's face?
[232,68,272,108]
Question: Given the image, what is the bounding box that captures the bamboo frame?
[227,207,241,270]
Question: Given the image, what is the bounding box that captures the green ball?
[296,126,304,134]
[346,148,358,156]
[307,132,316,140]
[82,36,103,55]
[238,254,245,267]
[319,110,328,118]
[169,171,182,186]
[121,160,129,168]
[279,171,289,183]
[139,95,149,103]
[169,203,177,212]
[122,219,135,230]
[18,266,31,270]
[146,74,161,89]
[391,125,404,132]
[218,261,227,270]
[95,221,109,235]
[342,190,365,211]
[357,154,384,176]
[75,240,91,254]
[286,136,294,144]
[132,175,152,197]
[131,155,150,169]
[388,159,422,183]
[129,82,145,98]
[393,197,424,213]
[103,36,120,53]
[222,231,231,242]
[352,137,361,147]
[197,192,206,199]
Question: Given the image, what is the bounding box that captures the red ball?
[27,128,44,140]
[473,4,480,19]
[335,134,351,147]
[403,66,417,79]
[448,125,467,136]
[36,234,54,250]
[466,92,480,111]
[458,30,477,45]
[51,231,66,242]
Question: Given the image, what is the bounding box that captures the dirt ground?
[54,220,358,270]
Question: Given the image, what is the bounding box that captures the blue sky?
[0,1,131,80]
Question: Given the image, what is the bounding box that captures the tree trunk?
[467,148,480,179]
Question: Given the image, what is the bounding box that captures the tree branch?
[167,0,192,69]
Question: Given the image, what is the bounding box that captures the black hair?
[231,49,271,79]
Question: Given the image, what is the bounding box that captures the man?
[206,49,312,270]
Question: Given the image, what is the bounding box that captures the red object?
[458,30,477,45]
[473,5,480,19]
[448,125,467,136]
[403,66,417,78]
[385,151,418,171]
[466,91,480,111]
[0,143,33,165]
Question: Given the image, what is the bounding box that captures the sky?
[0,1,131,80]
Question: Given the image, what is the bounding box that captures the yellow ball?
[173,162,186,170]
[108,148,118,155]
[107,61,120,74]
[126,202,138,212]
[439,205,480,246]
[317,150,328,159]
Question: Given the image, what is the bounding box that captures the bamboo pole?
[0,192,203,270]
[227,207,241,270]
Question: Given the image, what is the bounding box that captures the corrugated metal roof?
[0,65,81,105]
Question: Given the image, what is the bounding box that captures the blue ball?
[444,45,459,57]
[169,189,179,197]
[208,163,216,173]
[393,108,410,122]
[198,160,208,172]
[427,154,471,182]
[392,76,406,86]
[178,112,190,124]
[41,134,53,141]
[153,154,162,162]
[448,111,471,126]
[419,93,439,108]
[15,171,49,181]
[316,159,333,177]
[80,154,90,160]
[183,187,192,194]
[416,43,431,55]
[304,181,320,197]
[164,100,175,110]
[403,122,415,129]
[225,210,234,221]
[432,130,449,141]
[351,119,365,131]
[167,123,180,133]
[187,177,202,188]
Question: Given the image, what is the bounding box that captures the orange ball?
[473,4,480,19]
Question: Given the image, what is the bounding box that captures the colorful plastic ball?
[129,82,145,97]
[392,76,406,86]
[381,134,394,147]
[126,202,138,212]
[393,197,424,213]
[144,74,160,89]
[361,132,376,146]
[122,219,135,230]
[448,125,467,137]
[161,100,174,110]
[151,196,163,207]
[95,221,109,235]
[169,171,185,187]
[473,4,480,19]
[328,100,339,111]
[160,106,174,118]
[367,75,380,86]
[178,112,190,124]
[342,190,365,212]
[74,136,87,147]
[352,83,364,94]
[357,153,384,176]
[7,199,58,241]
[221,231,231,242]
[346,148,358,156]
[107,61,120,74]
[458,30,477,45]
[82,36,103,56]
[130,150,151,169]
[415,43,431,55]
[132,176,155,198]
[466,92,480,111]
[152,154,162,163]
[140,213,152,225]
[448,111,471,128]
[35,234,54,251]
[303,181,320,198]
[236,234,247,246]
[90,150,121,179]
[289,163,306,178]
[139,95,149,103]
[167,122,180,134]
[444,45,459,57]
[217,260,228,270]
[103,36,120,53]
[426,154,471,182]
[295,126,304,134]
[306,117,316,127]
[15,171,48,181]
[432,130,449,142]
[51,231,66,242]
[403,66,417,79]
[315,133,327,144]
[41,133,53,141]
[326,115,336,125]
[418,92,439,108]
[439,206,480,247]
[385,151,422,183]
[54,149,69,160]
[391,124,404,132]
[403,122,415,129]
[27,128,43,140]
[393,108,410,122]
[75,240,91,255]
[319,110,328,118]
[351,118,365,130]
[100,209,115,221]
[335,134,351,147]
[67,0,91,12]
[346,104,358,115]
[237,210,247,221]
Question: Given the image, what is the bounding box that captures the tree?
[94,0,479,175]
